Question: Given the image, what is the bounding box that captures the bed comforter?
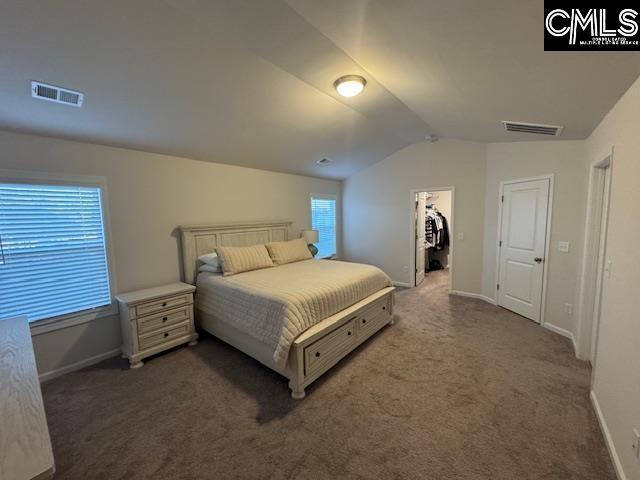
[196,259,392,368]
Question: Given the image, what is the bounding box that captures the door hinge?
[499,240,502,247]
[497,283,500,291]
[501,195,504,203]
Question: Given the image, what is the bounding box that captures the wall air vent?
[502,121,563,136]
[31,81,84,107]
[317,157,334,165]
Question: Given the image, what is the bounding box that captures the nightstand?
[116,282,198,369]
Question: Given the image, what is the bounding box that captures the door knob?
[534,257,543,263]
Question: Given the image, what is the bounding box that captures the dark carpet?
[42,271,615,479]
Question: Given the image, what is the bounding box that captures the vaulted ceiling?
[1,1,639,179]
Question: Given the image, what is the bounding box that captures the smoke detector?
[502,121,563,136]
[31,81,84,107]
[316,158,334,165]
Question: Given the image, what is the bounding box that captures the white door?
[497,178,550,322]
[415,193,426,286]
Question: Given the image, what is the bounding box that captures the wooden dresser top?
[0,316,55,480]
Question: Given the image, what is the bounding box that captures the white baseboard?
[450,290,496,305]
[590,391,627,480]
[39,347,121,383]
[392,281,412,288]
[542,322,577,353]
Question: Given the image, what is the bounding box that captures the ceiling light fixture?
[334,75,366,97]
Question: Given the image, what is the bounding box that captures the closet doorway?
[411,187,454,289]
[576,151,613,364]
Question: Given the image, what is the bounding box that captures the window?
[0,181,113,324]
[311,195,337,259]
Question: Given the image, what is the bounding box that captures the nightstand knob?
[162,302,167,307]
[347,331,352,336]
[164,332,169,338]
[382,306,386,310]
[162,316,168,322]
[315,352,320,357]
[362,319,366,324]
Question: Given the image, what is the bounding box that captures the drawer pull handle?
[362,319,366,324]
[164,332,169,338]
[162,302,167,307]
[382,306,386,310]
[162,317,168,322]
[315,352,320,358]
[347,331,352,336]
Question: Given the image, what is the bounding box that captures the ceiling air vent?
[317,157,333,165]
[502,121,563,136]
[31,81,84,107]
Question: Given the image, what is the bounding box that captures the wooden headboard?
[178,220,292,284]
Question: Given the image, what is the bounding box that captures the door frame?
[409,186,455,291]
[575,147,614,361]
[494,174,554,326]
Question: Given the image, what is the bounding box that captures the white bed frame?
[179,220,395,399]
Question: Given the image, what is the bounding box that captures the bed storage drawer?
[135,293,192,317]
[138,322,191,350]
[357,296,392,339]
[137,305,192,334]
[304,318,357,376]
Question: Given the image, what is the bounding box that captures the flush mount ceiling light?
[334,75,366,97]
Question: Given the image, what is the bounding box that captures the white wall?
[586,75,640,480]
[342,139,486,291]
[482,141,587,335]
[0,130,340,378]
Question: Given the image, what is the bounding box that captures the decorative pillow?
[265,238,313,265]
[197,252,222,272]
[215,245,274,276]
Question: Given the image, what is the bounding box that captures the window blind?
[311,196,337,259]
[0,183,112,323]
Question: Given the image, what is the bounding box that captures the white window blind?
[0,183,112,323]
[311,196,337,259]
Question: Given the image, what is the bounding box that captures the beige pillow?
[215,244,274,276]
[265,238,313,265]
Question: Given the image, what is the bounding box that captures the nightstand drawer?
[137,305,191,334]
[138,321,191,350]
[135,293,191,317]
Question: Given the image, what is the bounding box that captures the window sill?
[29,303,118,336]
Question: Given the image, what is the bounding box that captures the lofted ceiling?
[1,1,639,179]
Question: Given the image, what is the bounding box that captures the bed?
[179,221,395,399]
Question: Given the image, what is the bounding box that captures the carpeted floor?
[42,270,615,479]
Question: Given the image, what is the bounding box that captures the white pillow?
[198,264,223,275]
[197,252,222,272]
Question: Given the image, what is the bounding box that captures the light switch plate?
[558,241,570,253]
[457,232,464,240]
